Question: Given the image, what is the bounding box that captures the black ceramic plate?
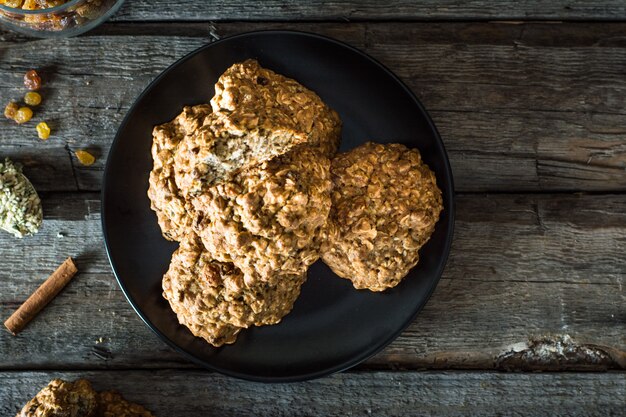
[102,30,455,382]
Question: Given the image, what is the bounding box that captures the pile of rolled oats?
[1,0,117,32]
[0,158,42,238]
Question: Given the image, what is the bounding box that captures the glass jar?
[0,0,126,38]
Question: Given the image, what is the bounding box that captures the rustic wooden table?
[1,1,625,415]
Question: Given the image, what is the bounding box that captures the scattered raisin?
[4,101,19,120]
[24,92,42,106]
[36,122,51,140]
[75,150,95,166]
[15,107,33,124]
[24,70,42,91]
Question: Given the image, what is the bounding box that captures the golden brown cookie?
[321,142,443,292]
[172,112,309,196]
[147,104,212,241]
[191,147,332,284]
[96,391,154,417]
[16,379,96,417]
[211,59,342,157]
[149,61,342,243]
[162,237,306,347]
[173,59,343,198]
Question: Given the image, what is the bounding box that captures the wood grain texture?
[109,0,626,21]
[0,146,76,192]
[2,370,625,417]
[1,193,623,370]
[1,2,624,409]
[2,22,626,192]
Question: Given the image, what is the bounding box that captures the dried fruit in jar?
[36,122,51,140]
[24,92,42,106]
[24,70,42,91]
[15,107,33,124]
[2,0,71,7]
[21,0,37,10]
[4,101,18,120]
[75,150,95,166]
[3,0,24,7]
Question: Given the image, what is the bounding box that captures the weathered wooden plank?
[1,193,623,370]
[2,371,625,417]
[2,22,626,192]
[0,146,76,192]
[109,0,626,21]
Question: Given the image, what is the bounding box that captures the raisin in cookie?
[16,379,96,417]
[321,142,443,292]
[211,59,342,158]
[190,147,331,284]
[147,104,212,241]
[162,237,306,347]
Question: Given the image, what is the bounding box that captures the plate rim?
[101,29,456,383]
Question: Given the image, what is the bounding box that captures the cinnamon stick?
[4,257,78,335]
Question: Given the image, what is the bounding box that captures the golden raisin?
[4,0,24,7]
[21,0,36,10]
[24,70,41,91]
[36,122,51,140]
[24,91,42,106]
[75,150,95,166]
[4,101,18,120]
[15,107,33,124]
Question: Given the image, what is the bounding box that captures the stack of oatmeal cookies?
[148,60,443,347]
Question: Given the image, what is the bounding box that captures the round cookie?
[190,147,332,284]
[16,378,97,417]
[162,237,306,347]
[321,142,443,292]
[211,59,342,157]
[147,104,212,241]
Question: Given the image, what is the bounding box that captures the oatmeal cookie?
[163,237,306,347]
[173,112,309,196]
[16,378,96,417]
[96,391,153,417]
[191,147,332,284]
[211,59,342,157]
[321,142,443,292]
[147,104,212,241]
